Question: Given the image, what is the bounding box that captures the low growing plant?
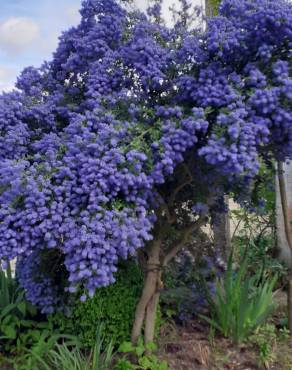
[0,262,37,353]
[0,262,79,369]
[250,324,277,369]
[203,256,277,343]
[41,325,114,370]
[115,339,168,370]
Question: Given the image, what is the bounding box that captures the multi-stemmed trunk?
[131,215,206,345]
[131,238,162,345]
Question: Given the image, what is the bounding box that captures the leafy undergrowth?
[1,310,291,370]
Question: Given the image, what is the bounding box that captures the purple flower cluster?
[16,251,64,314]
[0,0,291,312]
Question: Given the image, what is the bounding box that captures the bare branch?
[156,192,176,224]
[169,164,193,206]
[162,216,207,266]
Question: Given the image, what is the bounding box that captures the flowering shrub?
[0,0,291,330]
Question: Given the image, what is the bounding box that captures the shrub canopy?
[0,0,291,312]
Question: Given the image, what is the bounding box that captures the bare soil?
[157,291,292,370]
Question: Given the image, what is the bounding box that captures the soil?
[158,319,255,370]
[157,291,292,370]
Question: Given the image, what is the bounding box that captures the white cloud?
[0,17,40,55]
[0,65,18,92]
[37,5,81,56]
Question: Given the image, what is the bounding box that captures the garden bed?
[157,291,292,370]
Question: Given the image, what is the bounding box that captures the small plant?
[15,330,79,369]
[115,338,168,370]
[0,262,37,353]
[203,256,277,343]
[279,327,290,341]
[46,325,114,370]
[0,262,79,369]
[250,324,277,369]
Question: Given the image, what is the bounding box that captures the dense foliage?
[204,256,277,343]
[51,261,143,347]
[0,0,291,313]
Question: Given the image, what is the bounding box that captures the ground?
[158,291,292,370]
[158,319,292,369]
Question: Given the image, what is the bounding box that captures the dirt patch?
[158,319,258,370]
[157,316,292,370]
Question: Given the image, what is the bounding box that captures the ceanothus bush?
[0,0,291,317]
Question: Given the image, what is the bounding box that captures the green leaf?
[0,303,16,319]
[138,356,153,369]
[17,301,26,316]
[145,341,157,351]
[115,358,135,370]
[1,314,13,325]
[135,345,145,357]
[28,349,52,370]
[2,325,17,339]
[118,341,134,353]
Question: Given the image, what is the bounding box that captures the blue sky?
[0,0,203,92]
[0,0,81,91]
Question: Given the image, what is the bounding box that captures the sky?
[0,0,203,92]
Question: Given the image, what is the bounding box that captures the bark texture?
[131,215,206,345]
[276,162,292,266]
[131,238,162,345]
[277,161,292,334]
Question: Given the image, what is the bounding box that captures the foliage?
[13,331,78,370]
[249,323,291,369]
[203,256,277,343]
[0,262,37,353]
[50,261,143,347]
[0,263,78,369]
[231,162,276,242]
[161,250,225,323]
[250,324,277,369]
[206,0,221,15]
[44,325,114,370]
[229,161,286,284]
[0,0,291,315]
[115,338,168,370]
[235,236,287,282]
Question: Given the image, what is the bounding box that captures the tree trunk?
[131,238,162,345]
[276,161,292,334]
[288,273,292,333]
[144,289,160,346]
[276,162,292,266]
